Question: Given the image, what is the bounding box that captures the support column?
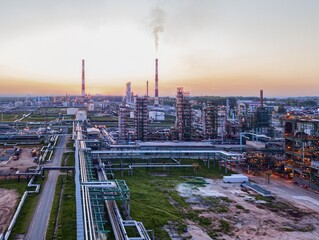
[225,160,228,174]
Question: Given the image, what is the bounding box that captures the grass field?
[0,113,24,122]
[0,176,45,239]
[120,159,227,239]
[46,174,76,240]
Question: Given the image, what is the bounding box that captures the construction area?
[175,178,319,240]
[119,166,319,240]
[0,189,19,236]
[0,147,39,176]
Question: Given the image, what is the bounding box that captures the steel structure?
[134,97,148,141]
[202,102,218,139]
[284,116,319,190]
[75,123,151,240]
[118,104,130,142]
[175,87,192,141]
[91,149,242,173]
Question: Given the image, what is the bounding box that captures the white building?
[87,101,94,111]
[149,111,165,121]
[67,108,79,115]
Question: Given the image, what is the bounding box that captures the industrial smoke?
[150,7,165,52]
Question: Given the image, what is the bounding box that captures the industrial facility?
[284,115,319,190]
[1,57,319,240]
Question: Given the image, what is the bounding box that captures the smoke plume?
[150,7,165,52]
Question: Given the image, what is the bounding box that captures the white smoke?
[150,7,165,52]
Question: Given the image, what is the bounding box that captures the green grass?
[88,115,118,122]
[202,196,230,213]
[219,219,232,234]
[47,140,76,240]
[255,195,274,202]
[0,178,31,195]
[66,141,74,149]
[55,175,76,239]
[0,113,24,122]
[62,152,75,166]
[122,173,182,239]
[120,159,227,239]
[9,193,40,237]
[2,176,46,239]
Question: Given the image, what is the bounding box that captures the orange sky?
[0,1,319,97]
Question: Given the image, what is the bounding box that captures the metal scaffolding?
[284,116,319,191]
[118,104,130,142]
[175,87,192,141]
[75,123,151,239]
[134,97,148,141]
[202,102,218,139]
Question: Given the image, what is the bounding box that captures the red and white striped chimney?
[154,58,159,106]
[81,59,85,97]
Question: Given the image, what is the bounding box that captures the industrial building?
[87,100,95,111]
[118,104,130,142]
[134,97,149,141]
[175,87,192,141]
[284,115,319,190]
[238,90,272,136]
[202,102,218,139]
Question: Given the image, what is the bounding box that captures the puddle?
[177,179,226,199]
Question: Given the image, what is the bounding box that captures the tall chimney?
[81,59,85,97]
[260,89,263,107]
[154,58,159,106]
[146,81,149,97]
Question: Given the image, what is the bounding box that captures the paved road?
[26,132,67,240]
[248,173,319,213]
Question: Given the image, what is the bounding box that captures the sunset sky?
[0,0,318,97]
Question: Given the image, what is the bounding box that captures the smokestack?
[81,59,85,97]
[260,89,263,107]
[146,81,149,97]
[154,58,159,106]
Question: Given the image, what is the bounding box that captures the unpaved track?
[0,189,18,235]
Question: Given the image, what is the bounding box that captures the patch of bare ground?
[0,189,19,235]
[0,147,38,175]
[177,179,319,240]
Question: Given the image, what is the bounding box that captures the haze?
[0,0,318,97]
